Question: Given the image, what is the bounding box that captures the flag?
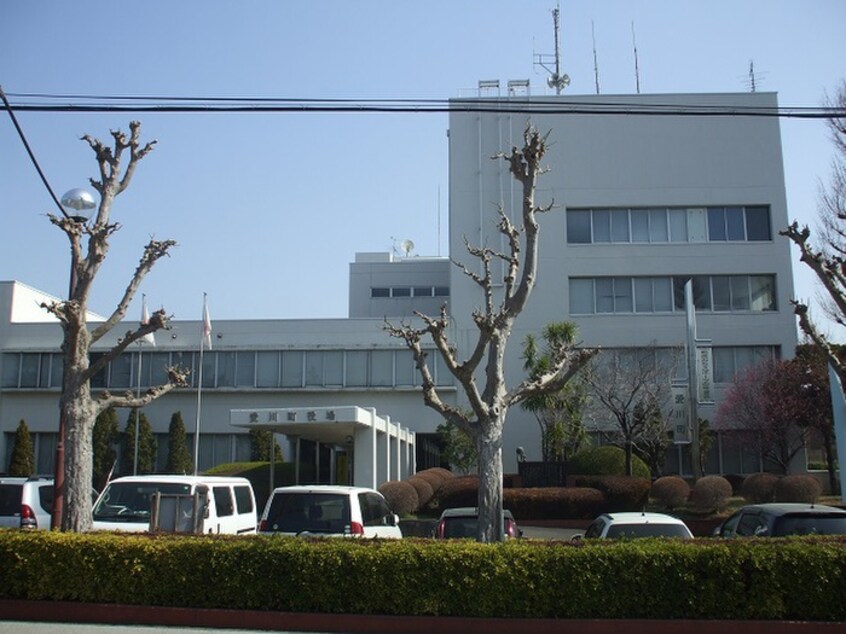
[140,294,156,346]
[202,294,212,350]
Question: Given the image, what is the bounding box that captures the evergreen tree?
[165,411,193,474]
[123,409,158,475]
[249,428,283,462]
[92,407,119,490]
[8,420,35,477]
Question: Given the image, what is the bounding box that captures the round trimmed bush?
[650,476,691,510]
[436,474,479,509]
[690,475,733,513]
[406,476,435,508]
[573,475,651,511]
[741,472,780,504]
[721,473,746,495]
[568,445,650,479]
[774,474,823,503]
[414,468,454,494]
[378,480,419,516]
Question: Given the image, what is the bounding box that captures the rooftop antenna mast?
[632,21,641,94]
[592,20,600,95]
[741,60,766,92]
[534,3,570,94]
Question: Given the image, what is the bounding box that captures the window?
[569,278,594,314]
[371,287,389,298]
[213,486,234,517]
[413,287,433,297]
[281,351,303,388]
[568,206,771,244]
[256,351,280,388]
[218,351,237,387]
[233,486,254,514]
[713,346,778,383]
[370,350,393,387]
[235,352,255,387]
[2,354,20,387]
[567,210,592,243]
[110,354,132,388]
[433,286,449,297]
[391,287,411,298]
[346,351,368,387]
[576,275,776,315]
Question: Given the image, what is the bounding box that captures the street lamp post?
[51,188,96,530]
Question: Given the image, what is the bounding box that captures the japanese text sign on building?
[670,381,691,444]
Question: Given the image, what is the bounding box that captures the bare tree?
[41,121,188,531]
[781,82,846,390]
[387,125,597,542]
[584,346,679,476]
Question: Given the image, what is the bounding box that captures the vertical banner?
[696,343,714,404]
[670,381,691,444]
[828,364,846,504]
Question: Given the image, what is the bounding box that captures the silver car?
[259,485,402,538]
[0,476,54,529]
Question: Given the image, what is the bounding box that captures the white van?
[92,475,257,535]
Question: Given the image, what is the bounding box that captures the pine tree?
[123,410,158,475]
[92,407,119,490]
[8,420,35,476]
[165,411,193,474]
[249,428,283,462]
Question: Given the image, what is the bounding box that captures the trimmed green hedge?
[0,530,844,620]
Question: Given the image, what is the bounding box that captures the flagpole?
[133,339,142,475]
[193,293,211,476]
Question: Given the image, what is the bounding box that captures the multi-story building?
[0,88,797,481]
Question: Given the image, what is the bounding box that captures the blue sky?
[2,1,845,341]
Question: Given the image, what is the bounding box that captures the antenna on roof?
[632,21,641,94]
[592,20,600,95]
[742,60,767,92]
[533,2,570,94]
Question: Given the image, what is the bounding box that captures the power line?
[3,91,844,119]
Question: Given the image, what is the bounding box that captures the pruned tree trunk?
[43,121,189,532]
[386,124,597,542]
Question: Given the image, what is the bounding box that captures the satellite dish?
[401,239,415,256]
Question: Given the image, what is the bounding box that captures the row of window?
[1,349,454,391]
[566,205,772,245]
[2,344,774,392]
[371,286,450,298]
[569,275,776,315]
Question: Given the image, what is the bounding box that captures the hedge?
[1,530,844,621]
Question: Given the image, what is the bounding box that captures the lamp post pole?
[50,188,96,531]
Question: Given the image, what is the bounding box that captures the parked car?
[573,512,694,540]
[259,485,402,538]
[434,507,522,539]
[714,503,846,538]
[92,475,257,534]
[0,476,54,530]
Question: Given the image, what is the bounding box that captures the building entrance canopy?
[230,405,415,489]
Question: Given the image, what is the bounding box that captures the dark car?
[434,507,522,539]
[714,503,846,537]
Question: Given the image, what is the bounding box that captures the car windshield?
[606,523,690,538]
[264,492,351,534]
[772,514,846,536]
[93,482,192,523]
[442,517,478,538]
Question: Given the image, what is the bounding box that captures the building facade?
[1,90,798,480]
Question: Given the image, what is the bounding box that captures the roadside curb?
[0,600,841,633]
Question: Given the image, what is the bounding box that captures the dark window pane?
[594,209,611,243]
[391,287,411,297]
[371,288,389,298]
[708,208,726,241]
[567,210,592,244]
[726,207,745,240]
[746,206,771,241]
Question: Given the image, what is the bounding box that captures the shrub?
[568,446,650,479]
[378,480,419,516]
[503,487,606,520]
[774,474,823,503]
[741,472,780,504]
[414,468,453,495]
[435,475,479,509]
[690,476,733,513]
[721,473,746,495]
[406,476,435,509]
[573,476,650,511]
[650,476,691,510]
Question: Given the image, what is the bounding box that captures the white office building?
[0,89,798,481]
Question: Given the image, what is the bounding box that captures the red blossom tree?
[716,358,812,474]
